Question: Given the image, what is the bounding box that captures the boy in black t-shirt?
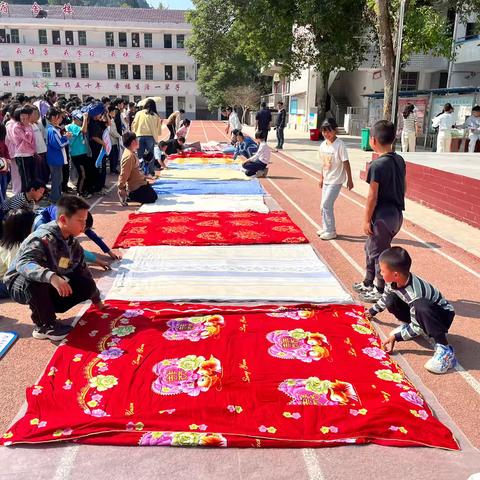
[353,120,406,302]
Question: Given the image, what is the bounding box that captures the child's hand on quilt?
[382,335,396,353]
[108,250,122,260]
[94,300,106,310]
[51,274,73,297]
[364,310,373,320]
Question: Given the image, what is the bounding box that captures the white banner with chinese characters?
[2,43,194,67]
[1,76,197,97]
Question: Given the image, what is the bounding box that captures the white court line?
[273,151,480,279]
[265,176,480,397]
[266,179,363,275]
[302,449,326,480]
[199,120,210,144]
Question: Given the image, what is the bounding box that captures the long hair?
[402,103,414,119]
[0,209,35,250]
[143,99,158,116]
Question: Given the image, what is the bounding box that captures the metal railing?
[261,93,284,107]
[346,106,368,116]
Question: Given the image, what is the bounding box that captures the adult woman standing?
[400,103,418,152]
[131,99,162,177]
[432,103,456,153]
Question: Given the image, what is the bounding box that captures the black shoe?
[32,322,73,341]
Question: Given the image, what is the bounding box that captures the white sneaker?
[320,231,337,241]
[424,344,457,374]
[316,229,325,236]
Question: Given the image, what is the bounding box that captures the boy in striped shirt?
[366,247,456,374]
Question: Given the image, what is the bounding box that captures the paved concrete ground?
[0,121,479,479]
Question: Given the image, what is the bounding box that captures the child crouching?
[366,247,456,374]
[4,195,104,341]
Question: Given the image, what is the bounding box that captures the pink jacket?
[10,121,35,157]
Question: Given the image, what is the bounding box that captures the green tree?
[188,0,369,120]
[187,0,268,110]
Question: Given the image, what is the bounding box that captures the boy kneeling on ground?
[4,195,104,341]
[241,130,271,178]
[365,246,456,374]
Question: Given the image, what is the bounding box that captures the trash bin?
[361,128,372,151]
[310,128,320,141]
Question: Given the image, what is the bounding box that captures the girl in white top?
[317,118,354,240]
[401,103,418,152]
[432,103,456,153]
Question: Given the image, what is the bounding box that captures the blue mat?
[152,179,265,196]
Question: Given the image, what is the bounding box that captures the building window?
[164,34,172,48]
[144,33,152,48]
[132,65,141,80]
[133,95,142,104]
[107,64,116,80]
[41,62,50,75]
[10,29,19,44]
[67,63,76,78]
[132,32,140,48]
[0,29,6,44]
[65,30,74,46]
[465,22,480,39]
[105,32,114,47]
[176,34,185,49]
[80,63,89,79]
[119,32,127,48]
[399,71,418,91]
[165,65,173,81]
[14,61,23,77]
[177,96,186,111]
[145,65,153,80]
[120,64,129,80]
[55,62,63,78]
[121,95,130,103]
[177,66,185,81]
[38,29,48,45]
[1,61,10,77]
[165,95,174,117]
[438,71,448,89]
[78,31,87,46]
[52,30,61,45]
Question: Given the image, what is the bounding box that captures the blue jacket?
[234,137,258,159]
[46,125,69,167]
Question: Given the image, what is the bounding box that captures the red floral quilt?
[2,302,458,449]
[113,212,308,248]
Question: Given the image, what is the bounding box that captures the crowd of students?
[0,91,193,208]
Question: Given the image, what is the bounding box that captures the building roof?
[2,4,187,24]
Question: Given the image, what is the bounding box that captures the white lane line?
[199,120,210,143]
[266,176,480,397]
[53,445,80,480]
[266,179,363,275]
[274,152,480,278]
[302,449,326,480]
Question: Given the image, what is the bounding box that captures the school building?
[0,3,213,118]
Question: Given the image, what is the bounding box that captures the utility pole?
[447,11,459,89]
[391,0,406,124]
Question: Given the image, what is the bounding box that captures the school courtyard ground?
[0,121,479,479]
